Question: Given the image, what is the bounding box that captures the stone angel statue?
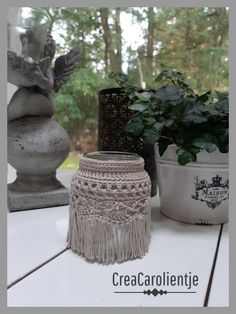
[8,31,79,94]
[7,31,80,211]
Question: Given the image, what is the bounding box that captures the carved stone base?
[8,113,71,211]
[8,185,69,212]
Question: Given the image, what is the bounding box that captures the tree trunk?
[100,8,109,73]
[44,8,57,34]
[80,32,86,68]
[146,8,155,81]
[185,9,191,46]
[115,8,122,72]
[137,51,146,89]
[184,8,192,67]
[99,8,116,73]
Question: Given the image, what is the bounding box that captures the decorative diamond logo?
[114,288,196,297]
[191,175,229,209]
[143,289,167,296]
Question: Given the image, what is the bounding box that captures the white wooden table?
[7,167,228,307]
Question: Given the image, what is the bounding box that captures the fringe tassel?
[67,211,151,264]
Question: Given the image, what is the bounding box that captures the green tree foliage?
[150,7,229,91]
[44,7,228,151]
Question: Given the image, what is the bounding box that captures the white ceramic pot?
[155,144,229,225]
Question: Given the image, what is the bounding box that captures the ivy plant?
[109,70,229,165]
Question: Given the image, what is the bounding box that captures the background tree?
[42,7,228,167]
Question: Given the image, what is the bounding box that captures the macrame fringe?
[67,210,151,264]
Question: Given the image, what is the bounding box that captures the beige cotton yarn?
[67,151,151,264]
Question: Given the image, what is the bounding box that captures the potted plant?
[111,70,229,224]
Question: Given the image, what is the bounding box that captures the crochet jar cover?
[67,153,151,263]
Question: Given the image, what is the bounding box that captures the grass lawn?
[59,152,81,170]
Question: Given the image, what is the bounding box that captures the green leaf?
[176,148,193,165]
[159,143,167,156]
[183,87,195,94]
[155,72,164,82]
[195,104,219,116]
[135,91,152,102]
[197,91,211,102]
[192,134,218,153]
[176,79,189,88]
[124,85,137,96]
[143,117,156,126]
[214,129,229,153]
[143,128,161,144]
[124,117,144,136]
[142,123,164,144]
[214,100,229,113]
[155,70,185,83]
[129,102,147,112]
[183,113,208,124]
[183,103,209,124]
[163,119,174,127]
[175,133,184,145]
[206,107,220,116]
[155,86,182,103]
[215,91,229,101]
[197,104,210,112]
[153,122,165,132]
[158,138,173,156]
[187,147,201,161]
[188,147,202,154]
[109,72,129,87]
[190,153,197,162]
[219,144,229,153]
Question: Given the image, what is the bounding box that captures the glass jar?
[7,7,48,61]
[67,151,151,263]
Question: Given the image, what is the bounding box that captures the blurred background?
[40,7,228,170]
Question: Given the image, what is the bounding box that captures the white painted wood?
[7,205,69,285]
[7,166,75,284]
[8,197,221,307]
[208,223,229,307]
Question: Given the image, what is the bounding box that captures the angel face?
[19,27,48,62]
[20,31,40,61]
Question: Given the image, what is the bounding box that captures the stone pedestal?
[8,187,69,211]
[8,89,70,211]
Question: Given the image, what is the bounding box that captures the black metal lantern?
[98,87,157,197]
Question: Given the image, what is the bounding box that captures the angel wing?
[7,50,53,92]
[53,47,79,92]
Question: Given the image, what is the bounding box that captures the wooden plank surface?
[8,198,221,307]
[7,167,75,285]
[208,223,229,307]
